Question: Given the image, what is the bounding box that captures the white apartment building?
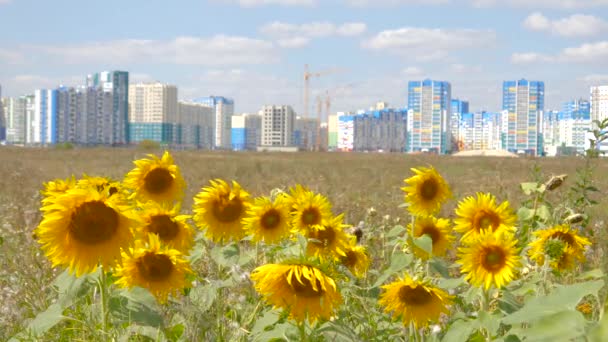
[178,101,214,149]
[591,85,608,126]
[260,105,295,147]
[128,83,178,144]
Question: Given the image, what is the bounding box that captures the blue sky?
[1,0,607,114]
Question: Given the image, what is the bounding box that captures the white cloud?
[362,27,495,61]
[344,0,449,6]
[578,74,608,82]
[402,66,424,77]
[215,0,316,7]
[3,74,83,95]
[130,73,156,83]
[0,0,11,4]
[471,0,608,9]
[0,49,23,64]
[523,12,608,37]
[511,41,608,65]
[20,35,278,66]
[260,21,366,48]
[450,63,482,73]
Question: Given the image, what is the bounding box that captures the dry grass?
[1,146,607,339]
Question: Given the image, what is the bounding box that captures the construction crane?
[315,83,354,151]
[303,65,343,149]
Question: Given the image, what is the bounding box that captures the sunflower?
[340,243,371,278]
[305,214,353,260]
[41,176,76,209]
[454,192,516,242]
[135,201,194,254]
[115,234,192,304]
[35,187,135,276]
[243,196,292,244]
[528,224,591,272]
[291,191,333,233]
[401,166,452,216]
[192,179,252,243]
[408,216,454,259]
[457,229,520,289]
[286,184,311,210]
[76,175,123,198]
[378,274,452,328]
[251,263,342,324]
[123,151,186,204]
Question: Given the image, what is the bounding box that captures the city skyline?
[0,0,607,114]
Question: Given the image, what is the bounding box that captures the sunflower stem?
[298,320,308,341]
[98,266,108,335]
[217,261,225,341]
[480,288,491,341]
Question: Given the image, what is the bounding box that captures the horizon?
[0,0,607,114]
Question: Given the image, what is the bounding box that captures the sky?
[0,0,607,115]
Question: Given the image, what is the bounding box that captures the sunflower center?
[473,210,501,232]
[109,186,119,196]
[287,272,324,298]
[260,209,281,230]
[310,227,336,246]
[420,179,439,200]
[420,225,440,246]
[147,215,179,241]
[399,284,433,306]
[342,250,358,267]
[69,201,119,245]
[481,246,507,272]
[144,168,174,195]
[212,196,244,223]
[301,208,321,226]
[136,252,174,282]
[550,232,575,245]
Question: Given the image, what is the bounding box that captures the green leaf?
[577,268,604,280]
[253,322,297,342]
[371,251,413,288]
[251,310,281,336]
[110,288,163,327]
[438,276,466,289]
[536,205,551,222]
[386,225,406,238]
[442,319,475,342]
[517,207,534,221]
[430,258,452,278]
[521,182,539,195]
[26,303,66,337]
[210,243,240,267]
[478,311,501,337]
[166,323,185,341]
[118,325,166,342]
[503,280,604,325]
[413,234,433,256]
[189,282,219,312]
[52,269,93,307]
[317,321,363,342]
[508,310,586,342]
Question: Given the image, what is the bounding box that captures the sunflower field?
[2,147,608,341]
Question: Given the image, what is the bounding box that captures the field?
[1,147,608,340]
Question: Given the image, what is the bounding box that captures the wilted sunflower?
[251,263,342,324]
[41,176,76,209]
[135,201,194,254]
[123,151,186,204]
[291,191,333,233]
[115,234,192,304]
[378,274,452,328]
[408,216,454,259]
[305,214,353,260]
[454,192,516,242]
[340,243,371,278]
[243,196,292,244]
[528,224,591,271]
[401,166,452,216]
[192,179,251,242]
[458,229,520,289]
[36,187,135,276]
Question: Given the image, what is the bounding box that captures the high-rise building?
[260,105,295,147]
[178,101,215,149]
[32,89,58,145]
[557,99,591,154]
[451,99,469,150]
[406,80,452,154]
[0,86,5,142]
[193,96,234,149]
[294,117,318,151]
[231,113,262,151]
[353,108,408,152]
[337,112,355,151]
[56,86,77,143]
[501,79,544,155]
[591,85,608,126]
[5,96,29,144]
[87,71,129,144]
[459,111,502,151]
[128,82,178,145]
[327,114,338,150]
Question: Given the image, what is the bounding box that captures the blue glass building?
[502,79,544,155]
[193,96,234,149]
[407,80,451,154]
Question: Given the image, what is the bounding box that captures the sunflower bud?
[367,207,378,217]
[544,174,568,191]
[564,213,585,224]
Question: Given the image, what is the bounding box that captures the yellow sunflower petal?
[401,166,452,216]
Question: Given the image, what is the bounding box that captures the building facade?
[451,99,469,150]
[178,101,214,149]
[407,80,452,154]
[231,113,262,151]
[591,85,608,126]
[559,99,591,154]
[32,89,57,145]
[294,117,318,151]
[0,85,5,141]
[501,79,544,155]
[87,71,129,145]
[353,108,408,152]
[128,82,178,145]
[337,112,355,151]
[193,96,234,149]
[260,105,295,147]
